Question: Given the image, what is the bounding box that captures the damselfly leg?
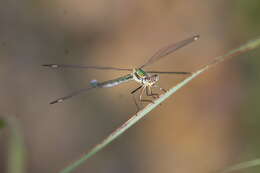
[146,87,159,99]
[131,84,166,110]
[139,86,154,104]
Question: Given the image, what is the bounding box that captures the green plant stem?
[0,118,6,129]
[60,37,260,173]
[221,159,260,173]
[1,115,27,173]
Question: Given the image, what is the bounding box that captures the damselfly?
[43,35,199,106]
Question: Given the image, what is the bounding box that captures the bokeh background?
[0,0,260,173]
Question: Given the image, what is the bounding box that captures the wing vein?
[140,34,199,68]
[43,64,132,71]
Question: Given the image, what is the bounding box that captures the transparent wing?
[140,35,199,68]
[49,86,96,104]
[42,64,132,71]
[49,74,133,104]
[147,71,191,74]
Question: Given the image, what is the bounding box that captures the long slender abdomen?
[95,74,134,88]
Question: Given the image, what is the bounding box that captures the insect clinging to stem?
[43,35,199,107]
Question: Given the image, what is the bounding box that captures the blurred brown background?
[0,0,260,173]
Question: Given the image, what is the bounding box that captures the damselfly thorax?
[132,68,159,87]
